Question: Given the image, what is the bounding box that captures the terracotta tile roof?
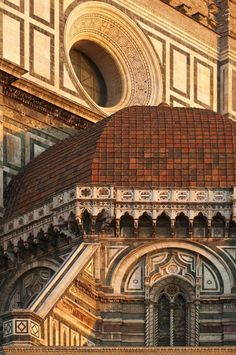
[4,105,236,219]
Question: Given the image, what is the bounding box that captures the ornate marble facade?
[1,0,236,353]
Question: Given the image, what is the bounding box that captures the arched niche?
[138,213,153,238]
[211,213,225,238]
[175,213,189,238]
[193,213,208,238]
[82,209,92,235]
[156,213,171,238]
[120,213,134,238]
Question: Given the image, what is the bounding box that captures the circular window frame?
[67,34,129,112]
[64,1,163,114]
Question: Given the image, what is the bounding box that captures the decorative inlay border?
[0,185,233,250]
[170,44,190,99]
[3,0,24,13]
[194,57,214,109]
[29,24,55,85]
[0,9,25,67]
[30,0,54,28]
[3,319,40,339]
[63,2,162,111]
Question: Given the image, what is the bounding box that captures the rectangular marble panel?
[170,45,190,98]
[33,144,46,158]
[232,69,236,112]
[30,0,54,28]
[194,58,213,108]
[170,95,189,107]
[3,0,24,12]
[5,132,22,167]
[2,11,24,66]
[149,36,165,65]
[29,24,54,84]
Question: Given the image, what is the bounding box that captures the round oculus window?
[69,40,123,108]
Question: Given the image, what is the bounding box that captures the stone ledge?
[1,347,236,355]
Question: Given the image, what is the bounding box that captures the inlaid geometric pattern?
[3,0,24,12]
[3,321,13,337]
[30,321,40,338]
[170,45,190,98]
[84,258,94,278]
[15,320,28,333]
[29,24,54,84]
[201,262,220,293]
[125,263,144,292]
[29,0,54,28]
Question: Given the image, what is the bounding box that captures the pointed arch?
[138,212,153,237]
[211,212,225,237]
[193,213,208,238]
[95,209,107,234]
[120,213,134,237]
[81,209,92,235]
[156,213,171,238]
[111,241,232,294]
[175,213,189,238]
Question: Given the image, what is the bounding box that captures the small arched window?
[175,213,189,238]
[120,213,134,237]
[82,210,92,235]
[156,213,171,238]
[211,213,225,237]
[95,210,107,234]
[193,213,208,238]
[138,213,153,237]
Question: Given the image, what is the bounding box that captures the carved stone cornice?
[0,59,27,85]
[75,280,144,303]
[0,71,18,86]
[3,85,93,129]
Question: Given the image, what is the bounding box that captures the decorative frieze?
[3,86,92,129]
[0,186,234,249]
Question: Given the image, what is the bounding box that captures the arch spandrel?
[110,241,233,294]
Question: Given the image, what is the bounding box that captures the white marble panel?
[196,61,211,106]
[33,0,51,23]
[2,14,21,65]
[33,29,51,80]
[173,49,187,94]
